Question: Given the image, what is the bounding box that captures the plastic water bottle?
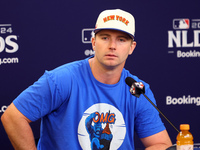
[176,124,193,150]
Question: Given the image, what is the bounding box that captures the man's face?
[92,29,136,69]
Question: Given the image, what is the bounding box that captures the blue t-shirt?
[13,57,165,150]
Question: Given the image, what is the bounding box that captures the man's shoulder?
[50,58,89,73]
[122,68,150,88]
[44,58,89,82]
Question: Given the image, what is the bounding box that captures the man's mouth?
[105,54,117,57]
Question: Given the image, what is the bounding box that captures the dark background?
[0,0,200,149]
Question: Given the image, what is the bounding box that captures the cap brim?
[94,28,134,39]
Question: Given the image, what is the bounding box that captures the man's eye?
[119,39,125,42]
[102,37,108,40]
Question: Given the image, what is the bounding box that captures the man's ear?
[129,41,136,55]
[91,37,96,51]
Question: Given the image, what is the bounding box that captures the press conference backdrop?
[0,0,199,149]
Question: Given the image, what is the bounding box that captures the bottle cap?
[180,124,190,130]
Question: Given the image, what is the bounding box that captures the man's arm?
[1,103,37,150]
[140,130,172,150]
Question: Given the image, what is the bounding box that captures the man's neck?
[89,58,124,84]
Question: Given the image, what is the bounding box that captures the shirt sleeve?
[13,69,72,121]
[134,83,166,138]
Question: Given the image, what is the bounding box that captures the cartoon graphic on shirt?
[85,111,114,150]
[100,121,113,150]
[78,103,126,150]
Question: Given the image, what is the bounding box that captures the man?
[1,9,172,149]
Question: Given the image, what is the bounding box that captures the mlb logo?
[173,19,190,29]
[82,28,95,43]
[134,82,144,90]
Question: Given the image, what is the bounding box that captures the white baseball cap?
[94,9,135,39]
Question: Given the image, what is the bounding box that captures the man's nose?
[109,39,116,50]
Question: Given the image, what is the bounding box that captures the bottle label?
[177,145,193,150]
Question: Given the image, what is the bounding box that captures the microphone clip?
[130,82,145,98]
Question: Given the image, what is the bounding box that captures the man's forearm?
[1,103,37,150]
[141,130,172,150]
[145,143,171,150]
